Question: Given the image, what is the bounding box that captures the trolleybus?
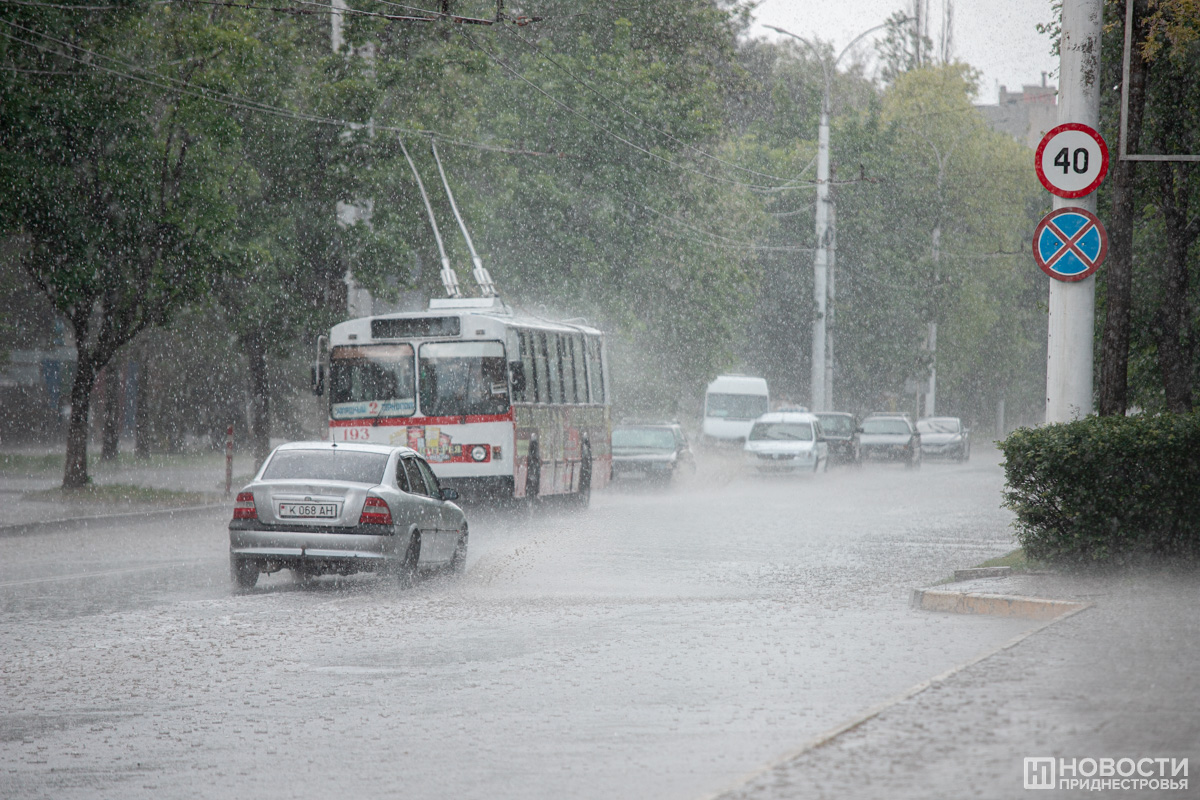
[315,296,610,503]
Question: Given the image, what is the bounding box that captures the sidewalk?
[0,448,254,529]
[719,568,1200,799]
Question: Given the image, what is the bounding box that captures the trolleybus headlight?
[471,445,488,462]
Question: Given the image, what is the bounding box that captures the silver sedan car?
[228,442,467,589]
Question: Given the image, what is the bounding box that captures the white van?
[702,375,770,445]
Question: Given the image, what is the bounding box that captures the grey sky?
[749,0,1060,105]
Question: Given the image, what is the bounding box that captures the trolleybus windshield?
[329,344,416,419]
[418,341,510,417]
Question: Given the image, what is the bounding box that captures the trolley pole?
[1045,0,1102,423]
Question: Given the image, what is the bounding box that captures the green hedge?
[999,413,1200,566]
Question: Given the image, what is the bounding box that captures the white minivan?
[702,375,770,445]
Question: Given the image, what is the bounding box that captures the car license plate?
[278,502,338,519]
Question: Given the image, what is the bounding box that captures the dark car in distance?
[858,414,922,469]
[813,412,861,466]
[917,416,971,461]
[611,423,696,486]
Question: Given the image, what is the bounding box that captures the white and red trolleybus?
[317,296,611,503]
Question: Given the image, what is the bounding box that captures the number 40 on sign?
[1035,123,1109,198]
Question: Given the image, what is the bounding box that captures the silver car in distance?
[228,441,467,589]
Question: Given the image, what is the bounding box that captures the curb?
[0,503,231,537]
[910,587,1089,620]
[952,565,1012,581]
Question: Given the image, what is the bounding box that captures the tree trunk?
[101,363,121,461]
[63,354,97,489]
[1098,0,1149,416]
[245,331,272,466]
[1154,164,1195,412]
[134,355,151,458]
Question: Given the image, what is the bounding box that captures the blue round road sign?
[1032,207,1108,282]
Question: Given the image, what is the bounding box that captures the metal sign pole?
[1045,0,1102,423]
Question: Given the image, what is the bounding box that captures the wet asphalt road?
[0,448,1035,799]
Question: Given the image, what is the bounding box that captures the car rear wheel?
[450,526,468,574]
[231,555,258,590]
[394,531,421,588]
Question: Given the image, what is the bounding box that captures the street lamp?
[766,21,900,412]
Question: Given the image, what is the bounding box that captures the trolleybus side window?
[545,333,563,404]
[329,344,416,420]
[559,334,577,404]
[585,336,604,405]
[418,341,509,417]
[520,330,537,403]
[512,330,531,403]
[570,335,587,403]
[534,332,551,404]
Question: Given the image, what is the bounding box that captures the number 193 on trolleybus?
[313,297,611,504]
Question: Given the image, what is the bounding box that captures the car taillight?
[359,495,392,526]
[233,491,257,520]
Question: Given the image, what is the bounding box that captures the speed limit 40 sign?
[1035,123,1109,198]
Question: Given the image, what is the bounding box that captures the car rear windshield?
[815,415,854,435]
[749,422,813,441]
[261,450,390,484]
[918,419,960,434]
[862,418,911,435]
[613,428,676,450]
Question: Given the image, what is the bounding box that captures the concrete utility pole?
[766,21,898,413]
[812,99,831,412]
[331,0,346,52]
[825,188,836,412]
[1045,0,1102,422]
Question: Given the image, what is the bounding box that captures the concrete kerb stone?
[910,587,1089,620]
[0,503,230,538]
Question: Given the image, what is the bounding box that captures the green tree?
[1095,0,1200,413]
[0,4,263,486]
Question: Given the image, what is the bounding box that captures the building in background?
[976,76,1057,150]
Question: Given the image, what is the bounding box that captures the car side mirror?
[440,487,460,502]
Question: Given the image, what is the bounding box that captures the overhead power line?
[0,17,558,156]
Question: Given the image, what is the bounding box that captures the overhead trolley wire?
[0,17,560,156]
